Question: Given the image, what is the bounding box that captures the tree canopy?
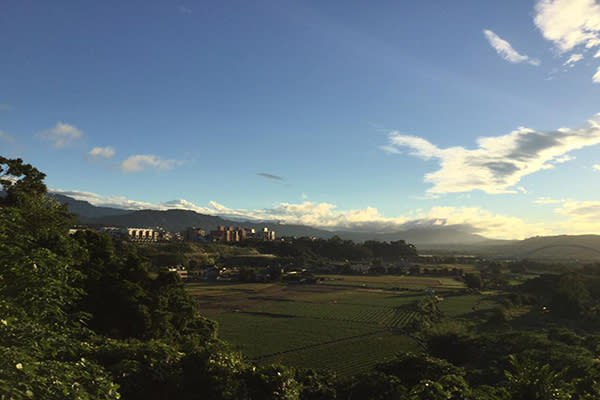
[2,157,600,399]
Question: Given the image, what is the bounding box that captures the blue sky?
[2,0,600,238]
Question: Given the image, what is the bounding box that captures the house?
[168,266,188,280]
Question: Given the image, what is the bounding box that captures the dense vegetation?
[238,237,417,266]
[2,157,600,399]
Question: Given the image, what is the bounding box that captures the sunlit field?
[188,281,439,375]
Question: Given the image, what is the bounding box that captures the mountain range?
[51,193,493,246]
[51,194,600,261]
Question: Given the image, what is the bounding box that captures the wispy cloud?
[87,146,115,159]
[120,154,182,173]
[594,66,600,83]
[554,199,600,234]
[380,145,402,154]
[51,189,178,211]
[382,112,600,194]
[564,53,584,66]
[535,197,565,205]
[483,29,540,66]
[257,172,285,181]
[593,164,600,171]
[0,130,15,143]
[36,122,83,148]
[178,5,192,14]
[533,197,600,234]
[555,154,575,163]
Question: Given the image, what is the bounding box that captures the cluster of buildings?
[208,226,276,242]
[98,227,168,242]
[77,225,277,243]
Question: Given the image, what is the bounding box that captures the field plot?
[260,332,419,376]
[317,274,465,290]
[438,294,499,318]
[187,281,424,374]
[216,312,379,358]
[248,300,418,328]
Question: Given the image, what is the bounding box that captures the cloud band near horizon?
[49,188,600,240]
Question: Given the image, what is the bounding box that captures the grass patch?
[438,294,498,317]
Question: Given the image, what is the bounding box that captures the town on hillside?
[69,224,277,243]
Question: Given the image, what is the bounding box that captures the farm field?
[186,277,540,375]
[317,274,466,290]
[187,281,426,374]
[186,282,424,374]
[260,332,419,376]
[438,294,499,317]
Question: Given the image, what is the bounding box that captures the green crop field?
[317,274,465,290]
[187,281,426,374]
[216,313,381,358]
[438,294,498,317]
[260,332,419,376]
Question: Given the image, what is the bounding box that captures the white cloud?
[36,122,83,148]
[535,197,565,204]
[532,197,600,234]
[564,53,584,66]
[593,164,600,170]
[554,199,600,234]
[51,189,212,213]
[595,49,600,57]
[412,206,550,239]
[555,154,575,163]
[534,0,600,53]
[534,0,600,81]
[119,154,181,173]
[384,135,443,159]
[88,146,115,159]
[483,29,540,66]
[594,66,600,82]
[383,112,600,194]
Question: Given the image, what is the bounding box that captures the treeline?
[237,236,417,264]
[403,269,600,399]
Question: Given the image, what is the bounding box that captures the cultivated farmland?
[317,274,465,290]
[188,281,428,375]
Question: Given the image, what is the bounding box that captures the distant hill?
[81,209,349,239]
[64,202,336,239]
[333,227,493,246]
[53,194,493,246]
[53,194,600,260]
[478,235,600,262]
[50,194,131,218]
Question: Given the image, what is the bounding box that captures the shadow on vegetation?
[247,296,293,302]
[240,311,297,318]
